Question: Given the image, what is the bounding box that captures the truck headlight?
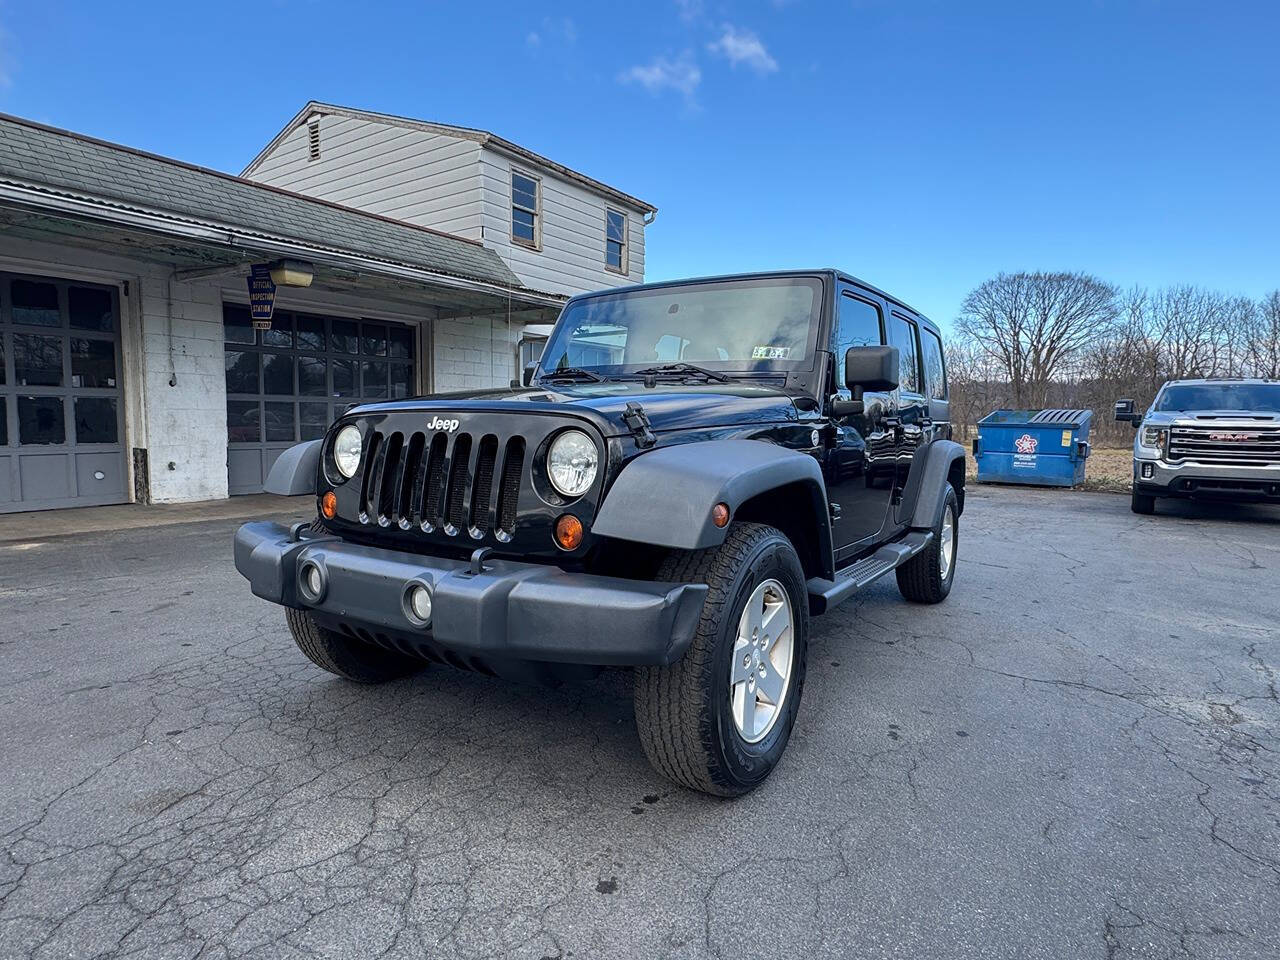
[1141,426,1167,450]
[333,425,363,478]
[547,430,598,497]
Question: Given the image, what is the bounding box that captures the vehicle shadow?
[1148,498,1280,525]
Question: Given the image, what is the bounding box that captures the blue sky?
[2,0,1277,328]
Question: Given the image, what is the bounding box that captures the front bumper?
[1134,458,1280,501]
[233,522,708,667]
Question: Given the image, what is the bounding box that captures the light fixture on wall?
[268,259,314,287]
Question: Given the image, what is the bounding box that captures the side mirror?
[845,345,899,393]
[1114,398,1140,426]
[522,362,537,387]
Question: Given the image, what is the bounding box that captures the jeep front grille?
[1167,424,1280,466]
[359,428,526,541]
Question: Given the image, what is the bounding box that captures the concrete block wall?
[136,276,228,503]
[432,314,522,393]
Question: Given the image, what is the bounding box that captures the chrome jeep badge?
[426,416,460,432]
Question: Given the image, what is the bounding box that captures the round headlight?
[333,425,363,479]
[547,430,598,498]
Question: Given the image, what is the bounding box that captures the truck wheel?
[896,484,958,604]
[1131,491,1156,515]
[285,608,423,684]
[634,523,809,797]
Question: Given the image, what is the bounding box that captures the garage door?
[224,304,416,495]
[0,272,128,513]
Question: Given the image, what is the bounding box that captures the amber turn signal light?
[554,514,584,550]
[320,490,337,520]
[712,502,730,528]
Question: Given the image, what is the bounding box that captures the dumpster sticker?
[1061,430,1072,447]
[1013,433,1038,469]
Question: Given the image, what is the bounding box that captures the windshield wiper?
[631,362,730,384]
[538,366,605,383]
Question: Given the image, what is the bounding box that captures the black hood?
[349,381,802,436]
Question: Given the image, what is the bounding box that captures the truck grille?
[359,428,526,541]
[1168,424,1280,466]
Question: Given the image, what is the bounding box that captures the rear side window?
[889,314,921,394]
[921,328,946,400]
[836,293,883,356]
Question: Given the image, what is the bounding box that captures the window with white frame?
[605,209,627,273]
[511,171,540,248]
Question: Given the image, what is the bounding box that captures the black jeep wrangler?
[234,271,965,796]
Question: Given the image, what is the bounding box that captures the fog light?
[554,514,584,550]
[1141,463,1154,479]
[300,561,324,601]
[408,584,433,624]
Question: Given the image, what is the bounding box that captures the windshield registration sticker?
[752,345,792,360]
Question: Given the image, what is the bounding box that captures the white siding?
[245,111,650,298]
[247,114,486,240]
[479,147,646,295]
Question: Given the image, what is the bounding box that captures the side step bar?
[806,530,934,614]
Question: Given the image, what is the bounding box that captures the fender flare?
[593,438,833,558]
[264,439,322,496]
[903,439,966,530]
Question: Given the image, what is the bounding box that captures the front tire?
[634,523,809,797]
[1131,490,1156,514]
[285,608,424,683]
[896,484,958,604]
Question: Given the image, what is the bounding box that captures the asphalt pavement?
[0,487,1277,959]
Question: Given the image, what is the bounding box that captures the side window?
[889,314,921,394]
[836,293,883,357]
[921,329,946,400]
[605,209,628,273]
[511,171,540,249]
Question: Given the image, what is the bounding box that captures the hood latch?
[623,402,657,448]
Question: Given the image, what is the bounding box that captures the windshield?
[538,276,824,377]
[1155,382,1280,412]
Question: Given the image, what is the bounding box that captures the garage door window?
[19,395,66,444]
[224,304,416,460]
[11,279,60,327]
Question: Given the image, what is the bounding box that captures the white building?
[0,108,655,513]
[243,103,656,299]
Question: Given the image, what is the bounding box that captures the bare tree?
[944,340,1005,441]
[1245,290,1280,379]
[955,272,1118,407]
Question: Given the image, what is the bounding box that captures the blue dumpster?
[973,409,1093,487]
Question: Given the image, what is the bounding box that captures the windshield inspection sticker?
[752,345,791,360]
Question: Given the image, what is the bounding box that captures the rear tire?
[1131,491,1156,515]
[285,608,424,683]
[634,523,809,797]
[896,484,958,604]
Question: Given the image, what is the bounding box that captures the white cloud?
[525,17,575,51]
[674,0,703,21]
[707,25,778,74]
[618,53,702,100]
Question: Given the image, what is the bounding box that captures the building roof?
[0,112,554,297]
[243,101,657,215]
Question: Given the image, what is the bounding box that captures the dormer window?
[511,171,540,249]
[605,209,627,274]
